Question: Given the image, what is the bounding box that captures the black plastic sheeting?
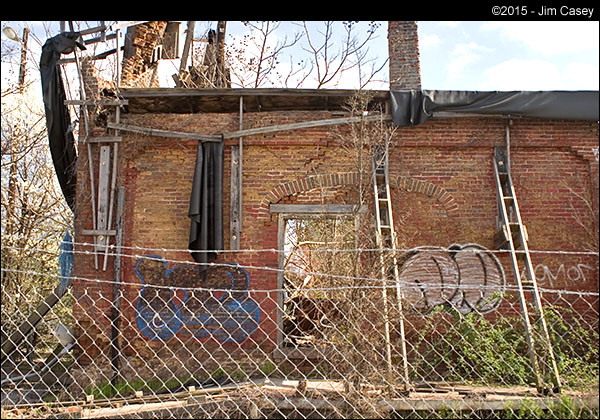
[188,141,224,266]
[40,32,86,211]
[390,90,599,126]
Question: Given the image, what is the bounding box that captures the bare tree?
[1,25,74,366]
[297,21,387,89]
[225,21,386,89]
[226,21,303,88]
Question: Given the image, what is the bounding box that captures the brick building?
[71,22,598,386]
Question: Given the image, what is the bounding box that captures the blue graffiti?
[135,255,260,342]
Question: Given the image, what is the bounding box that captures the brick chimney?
[388,21,421,90]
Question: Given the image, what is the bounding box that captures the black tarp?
[390,90,599,126]
[40,32,85,211]
[188,141,224,266]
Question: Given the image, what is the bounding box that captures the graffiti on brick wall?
[398,243,506,314]
[135,255,260,342]
[522,263,596,288]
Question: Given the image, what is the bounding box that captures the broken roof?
[119,88,599,126]
[119,88,388,114]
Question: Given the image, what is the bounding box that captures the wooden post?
[176,21,196,87]
[230,97,243,249]
[103,107,120,270]
[96,146,111,253]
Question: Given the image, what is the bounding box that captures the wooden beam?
[176,21,196,87]
[1,290,62,361]
[107,122,222,142]
[106,113,389,144]
[222,114,391,139]
[270,204,368,214]
[230,97,243,249]
[65,99,129,106]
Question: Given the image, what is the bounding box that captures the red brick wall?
[72,109,598,377]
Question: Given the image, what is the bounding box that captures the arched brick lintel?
[395,176,459,215]
[257,173,458,218]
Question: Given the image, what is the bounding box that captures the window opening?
[281,215,358,348]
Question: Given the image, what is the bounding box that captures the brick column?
[388,21,421,90]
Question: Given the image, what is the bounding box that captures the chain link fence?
[1,244,598,419]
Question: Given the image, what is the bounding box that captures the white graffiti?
[398,243,506,315]
[523,263,596,288]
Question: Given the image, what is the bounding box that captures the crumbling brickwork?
[120,21,168,88]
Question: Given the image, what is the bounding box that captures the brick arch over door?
[257,173,458,218]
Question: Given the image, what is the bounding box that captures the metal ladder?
[493,144,561,394]
[372,137,411,389]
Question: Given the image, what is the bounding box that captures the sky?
[1,20,599,92]
[417,21,599,91]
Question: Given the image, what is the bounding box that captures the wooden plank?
[96,146,111,253]
[102,142,119,271]
[107,122,222,142]
[103,107,121,271]
[65,99,128,106]
[230,96,243,250]
[1,290,61,360]
[222,113,392,139]
[270,204,368,214]
[378,394,600,413]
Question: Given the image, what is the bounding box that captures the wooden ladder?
[493,145,561,394]
[372,136,411,389]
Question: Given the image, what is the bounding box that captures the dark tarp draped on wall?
[390,90,600,126]
[188,141,224,266]
[40,32,85,211]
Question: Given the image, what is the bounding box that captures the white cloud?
[447,42,492,81]
[563,62,600,90]
[481,21,599,56]
[419,33,440,49]
[481,59,563,90]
